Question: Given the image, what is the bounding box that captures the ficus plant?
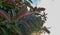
[0,0,50,35]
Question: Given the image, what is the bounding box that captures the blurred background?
[33,0,60,35]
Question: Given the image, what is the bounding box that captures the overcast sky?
[37,0,60,35]
[32,0,60,35]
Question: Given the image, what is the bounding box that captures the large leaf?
[22,14,42,32]
[22,14,35,28]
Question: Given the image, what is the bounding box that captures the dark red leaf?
[3,0,16,4]
[37,8,45,12]
[0,10,10,22]
[33,7,37,11]
[28,5,33,9]
[42,26,50,34]
[15,7,32,21]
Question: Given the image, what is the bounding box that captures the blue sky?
[31,0,41,7]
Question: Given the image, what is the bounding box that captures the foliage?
[0,0,50,35]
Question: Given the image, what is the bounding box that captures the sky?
[31,0,41,7]
[32,0,60,35]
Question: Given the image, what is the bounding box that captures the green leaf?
[0,27,11,35]
[2,2,15,9]
[11,25,21,35]
[24,0,31,6]
[30,16,42,32]
[28,0,33,3]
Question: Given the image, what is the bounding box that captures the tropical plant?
[0,0,50,35]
